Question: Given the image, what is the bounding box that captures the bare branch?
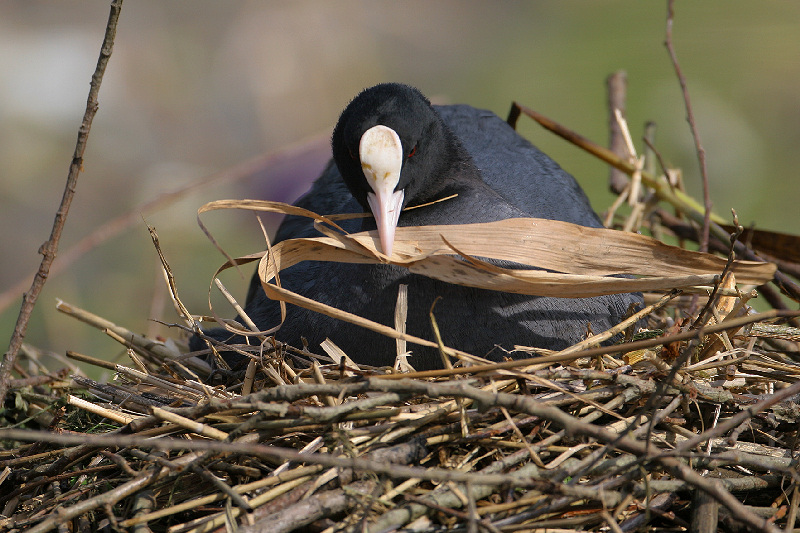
[0,0,124,403]
[665,0,713,252]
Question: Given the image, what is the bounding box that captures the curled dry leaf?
[198,199,776,341]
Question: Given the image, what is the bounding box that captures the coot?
[196,83,642,369]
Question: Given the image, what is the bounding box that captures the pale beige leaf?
[197,199,776,350]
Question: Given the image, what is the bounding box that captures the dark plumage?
[194,83,642,369]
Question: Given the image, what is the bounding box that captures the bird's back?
[436,104,603,227]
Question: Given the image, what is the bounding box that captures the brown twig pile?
[2,280,800,533]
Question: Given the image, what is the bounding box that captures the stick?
[0,0,123,404]
[665,0,712,252]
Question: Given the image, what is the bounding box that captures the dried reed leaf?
[192,200,775,357]
[197,200,776,348]
[256,220,775,294]
[199,199,774,286]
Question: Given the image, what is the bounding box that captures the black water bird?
[195,83,642,369]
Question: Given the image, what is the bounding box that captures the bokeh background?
[2,1,799,367]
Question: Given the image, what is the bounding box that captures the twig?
[785,485,800,533]
[690,213,744,329]
[0,0,123,403]
[607,70,629,195]
[665,0,712,252]
[55,299,212,376]
[0,428,545,489]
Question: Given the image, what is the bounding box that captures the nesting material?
[4,272,800,532]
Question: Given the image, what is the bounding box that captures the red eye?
[408,144,417,158]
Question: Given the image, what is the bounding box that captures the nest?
[3,220,800,533]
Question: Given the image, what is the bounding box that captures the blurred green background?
[2,1,799,368]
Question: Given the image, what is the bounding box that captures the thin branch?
[606,70,629,195]
[665,0,712,252]
[0,1,123,403]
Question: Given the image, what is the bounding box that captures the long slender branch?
[0,0,123,403]
[665,0,712,252]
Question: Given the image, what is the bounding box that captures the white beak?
[359,125,405,257]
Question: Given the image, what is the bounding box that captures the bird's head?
[332,83,455,256]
